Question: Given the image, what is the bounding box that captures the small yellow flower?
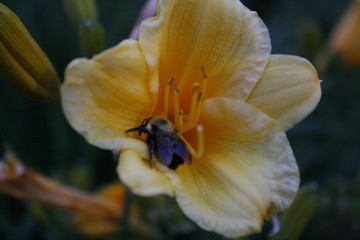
[61,0,321,237]
[0,3,60,101]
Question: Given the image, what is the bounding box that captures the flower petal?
[164,98,299,237]
[61,40,153,155]
[246,54,321,130]
[139,0,271,102]
[117,149,175,197]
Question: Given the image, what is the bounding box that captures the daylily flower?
[0,153,154,239]
[61,0,321,237]
[0,153,120,223]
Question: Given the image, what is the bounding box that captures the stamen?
[201,64,207,79]
[188,82,201,127]
[200,65,208,99]
[197,92,203,102]
[162,77,174,119]
[192,92,203,127]
[191,83,201,93]
[177,109,183,134]
[183,66,208,132]
[183,124,205,159]
[169,81,182,132]
[190,66,207,127]
[168,78,179,93]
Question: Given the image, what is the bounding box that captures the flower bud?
[78,19,105,57]
[329,0,360,66]
[0,4,60,101]
[62,0,98,27]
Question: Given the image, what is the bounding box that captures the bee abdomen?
[168,154,185,170]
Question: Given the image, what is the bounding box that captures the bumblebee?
[125,117,192,170]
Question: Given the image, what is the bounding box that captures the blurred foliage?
[1,0,360,239]
[272,185,318,240]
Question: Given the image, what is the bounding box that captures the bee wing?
[154,131,192,168]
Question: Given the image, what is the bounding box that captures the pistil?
[182,124,204,159]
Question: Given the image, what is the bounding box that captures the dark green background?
[1,0,359,239]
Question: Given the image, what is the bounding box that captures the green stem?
[119,187,132,240]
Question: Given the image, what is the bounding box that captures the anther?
[191,65,207,126]
[201,64,207,79]
[168,79,179,93]
[200,65,207,99]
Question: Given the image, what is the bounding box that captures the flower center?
[160,66,207,159]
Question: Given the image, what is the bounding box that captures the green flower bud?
[78,19,105,57]
[0,4,60,101]
[62,0,98,27]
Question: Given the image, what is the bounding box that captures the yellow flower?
[61,0,321,237]
[0,154,155,238]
